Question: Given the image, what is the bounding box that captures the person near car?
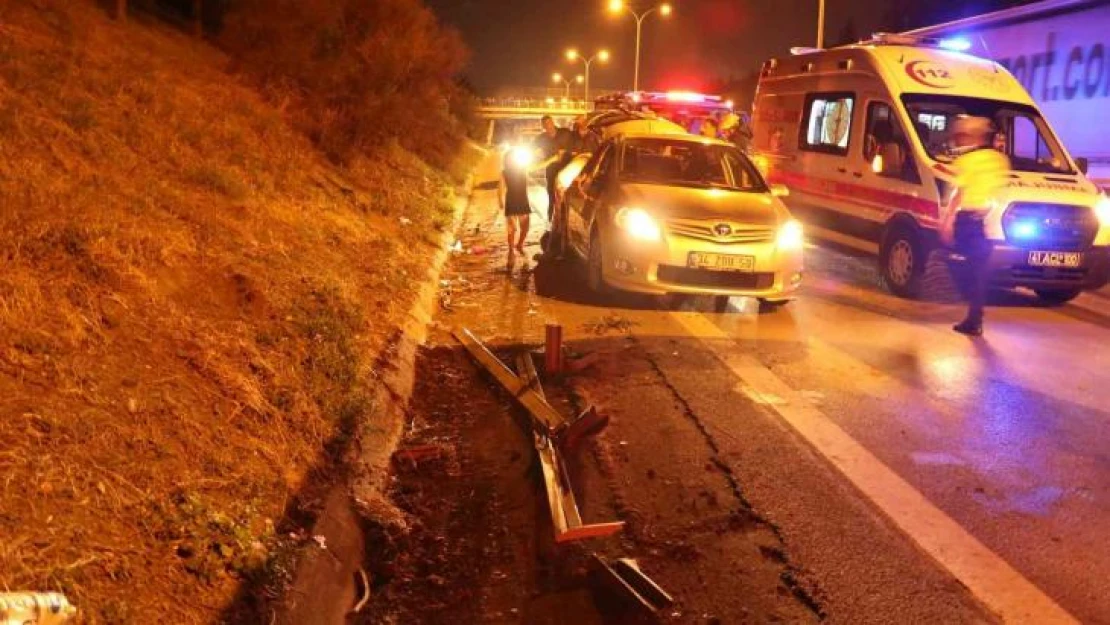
[939,115,1011,337]
[700,114,718,139]
[728,112,754,152]
[533,115,571,221]
[500,127,534,263]
[548,116,599,256]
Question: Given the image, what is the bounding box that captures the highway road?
[404,151,1110,624]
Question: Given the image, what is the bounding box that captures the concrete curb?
[276,147,488,624]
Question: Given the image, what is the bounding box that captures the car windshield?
[901,94,1074,175]
[619,138,766,191]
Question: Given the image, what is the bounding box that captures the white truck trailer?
[907,0,1110,188]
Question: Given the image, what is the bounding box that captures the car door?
[566,141,615,255]
[580,144,618,246]
[858,99,927,228]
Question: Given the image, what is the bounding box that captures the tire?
[586,227,608,294]
[713,295,731,313]
[758,298,790,314]
[880,223,926,299]
[1034,288,1081,306]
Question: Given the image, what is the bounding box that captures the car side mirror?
[1076,157,1089,175]
[770,184,790,198]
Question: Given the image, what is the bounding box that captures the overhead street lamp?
[566,48,610,109]
[607,0,672,92]
[552,72,585,101]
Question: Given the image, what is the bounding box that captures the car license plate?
[688,252,755,272]
[1027,251,1082,268]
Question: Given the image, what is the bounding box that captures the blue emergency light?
[938,37,972,52]
[1011,221,1039,240]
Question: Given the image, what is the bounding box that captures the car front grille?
[657,266,775,289]
[667,218,775,244]
[998,265,1088,283]
[1002,203,1097,250]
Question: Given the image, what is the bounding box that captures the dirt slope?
[0,2,477,621]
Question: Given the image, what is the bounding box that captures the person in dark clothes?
[533,115,571,221]
[499,128,535,262]
[546,115,600,257]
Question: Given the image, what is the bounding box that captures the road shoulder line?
[669,311,1078,625]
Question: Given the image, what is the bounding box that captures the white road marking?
[669,310,1079,625]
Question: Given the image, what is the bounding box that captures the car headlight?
[776,219,804,250]
[615,207,662,241]
[1096,195,1110,225]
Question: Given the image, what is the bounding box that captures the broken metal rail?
[454,328,623,544]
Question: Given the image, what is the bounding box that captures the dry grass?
[0,1,480,622]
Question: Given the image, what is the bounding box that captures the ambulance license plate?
[1027,251,1082,268]
[688,252,755,272]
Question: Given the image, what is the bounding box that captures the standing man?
[940,115,1011,337]
[547,116,600,256]
[534,115,571,221]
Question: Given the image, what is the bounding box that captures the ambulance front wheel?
[880,223,926,299]
[1034,288,1081,306]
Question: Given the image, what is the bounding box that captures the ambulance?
[751,33,1110,302]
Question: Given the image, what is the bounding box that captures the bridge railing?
[479,97,590,110]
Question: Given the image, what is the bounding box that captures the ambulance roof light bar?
[866,32,974,52]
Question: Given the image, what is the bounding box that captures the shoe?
[953,320,983,336]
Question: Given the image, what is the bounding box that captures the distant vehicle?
[752,32,1110,302]
[558,132,804,311]
[595,91,735,132]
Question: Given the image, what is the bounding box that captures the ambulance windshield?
[902,94,1074,175]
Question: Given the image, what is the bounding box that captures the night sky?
[426,0,897,94]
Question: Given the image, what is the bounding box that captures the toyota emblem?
[714,223,732,236]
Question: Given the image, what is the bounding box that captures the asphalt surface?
[429,152,1110,624]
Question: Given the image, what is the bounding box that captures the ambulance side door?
[855,97,931,230]
[791,89,874,245]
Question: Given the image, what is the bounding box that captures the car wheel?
[881,224,926,299]
[757,298,790,314]
[586,227,608,294]
[713,295,731,313]
[1034,288,1081,306]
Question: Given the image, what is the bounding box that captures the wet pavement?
[420,152,1110,624]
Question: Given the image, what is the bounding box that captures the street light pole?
[566,49,610,109]
[552,73,571,100]
[609,1,672,93]
[817,0,826,48]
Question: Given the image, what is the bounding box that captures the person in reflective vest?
[940,115,1011,337]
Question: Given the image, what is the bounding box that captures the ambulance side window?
[799,92,855,156]
[863,102,920,184]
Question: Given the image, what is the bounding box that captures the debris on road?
[453,327,623,544]
[565,351,602,373]
[454,328,567,433]
[516,352,623,544]
[582,314,637,336]
[0,593,77,625]
[349,567,371,615]
[590,555,674,620]
[392,444,446,466]
[544,323,564,374]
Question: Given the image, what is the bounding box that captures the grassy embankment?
[0,1,479,621]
